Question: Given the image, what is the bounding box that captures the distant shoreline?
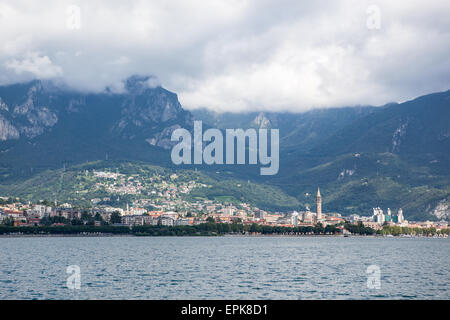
[1,223,447,238]
[0,233,445,238]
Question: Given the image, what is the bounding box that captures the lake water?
[0,236,448,299]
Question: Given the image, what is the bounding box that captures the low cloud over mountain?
[0,0,449,112]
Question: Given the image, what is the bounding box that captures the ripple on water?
[0,237,448,299]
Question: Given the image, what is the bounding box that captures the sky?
[0,0,449,112]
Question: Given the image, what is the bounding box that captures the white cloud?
[0,0,449,111]
[4,52,63,78]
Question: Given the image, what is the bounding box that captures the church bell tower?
[316,187,322,221]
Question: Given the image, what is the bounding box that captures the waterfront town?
[0,179,448,235]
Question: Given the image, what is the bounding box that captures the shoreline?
[0,233,446,238]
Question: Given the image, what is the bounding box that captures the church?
[297,187,344,226]
[295,187,345,227]
[316,187,323,222]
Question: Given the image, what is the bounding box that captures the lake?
[0,236,448,299]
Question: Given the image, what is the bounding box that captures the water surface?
[0,236,448,299]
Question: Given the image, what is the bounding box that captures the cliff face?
[0,76,192,147]
[111,75,193,149]
[0,83,58,140]
[0,76,193,175]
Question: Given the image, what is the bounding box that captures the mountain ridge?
[0,78,448,220]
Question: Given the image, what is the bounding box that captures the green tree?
[1,216,14,226]
[81,212,94,225]
[110,211,122,224]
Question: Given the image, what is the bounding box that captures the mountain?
[276,92,450,220]
[313,90,450,161]
[0,160,300,212]
[193,92,450,220]
[192,107,376,153]
[0,77,449,220]
[0,75,192,180]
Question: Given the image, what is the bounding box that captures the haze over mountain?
[0,77,449,220]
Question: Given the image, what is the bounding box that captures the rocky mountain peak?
[0,76,193,151]
[253,112,271,128]
[125,75,161,94]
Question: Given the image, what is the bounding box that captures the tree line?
[380,225,449,236]
[2,219,447,236]
[0,221,343,236]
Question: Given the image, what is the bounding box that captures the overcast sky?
[0,0,449,112]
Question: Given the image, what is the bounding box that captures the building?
[348,214,361,222]
[324,216,345,225]
[158,215,175,226]
[264,214,283,224]
[175,218,192,226]
[301,211,315,224]
[27,205,51,218]
[397,208,404,223]
[275,213,296,226]
[316,188,322,221]
[372,207,407,225]
[121,214,156,226]
[435,221,448,230]
[291,211,299,226]
[295,188,346,225]
[122,215,140,226]
[223,207,234,216]
[362,221,383,230]
[255,210,265,220]
[50,208,82,220]
[373,207,385,224]
[2,209,23,219]
[128,207,147,215]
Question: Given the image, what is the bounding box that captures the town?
[0,168,448,236]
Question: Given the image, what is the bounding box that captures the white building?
[373,207,385,225]
[102,207,124,214]
[28,205,52,218]
[158,216,175,226]
[223,207,234,216]
[175,218,191,226]
[348,214,361,222]
[301,211,315,224]
[397,208,404,223]
[291,211,299,226]
[122,215,155,226]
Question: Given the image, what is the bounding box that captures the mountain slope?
[0,77,448,220]
[313,90,450,161]
[0,76,193,181]
[192,107,376,153]
[0,160,300,212]
[271,91,450,219]
[194,90,450,219]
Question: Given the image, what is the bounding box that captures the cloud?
[4,52,63,78]
[0,0,449,112]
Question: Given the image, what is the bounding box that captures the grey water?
[0,236,448,299]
